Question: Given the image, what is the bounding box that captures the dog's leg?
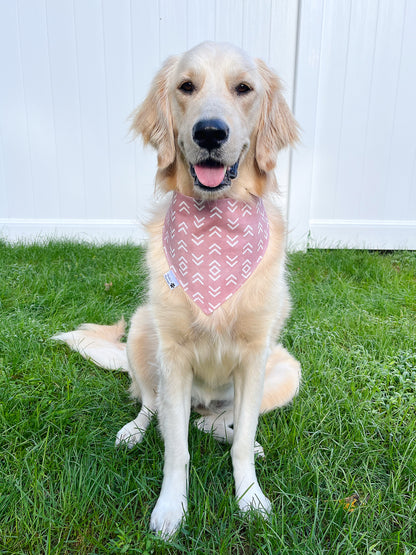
[115,399,156,448]
[150,349,193,538]
[194,411,233,442]
[116,306,159,448]
[115,359,158,448]
[232,347,272,514]
[194,412,264,457]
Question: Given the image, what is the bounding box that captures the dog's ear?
[255,59,299,172]
[130,56,178,169]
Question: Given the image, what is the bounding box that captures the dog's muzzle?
[189,118,239,191]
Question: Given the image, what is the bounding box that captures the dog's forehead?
[176,42,257,80]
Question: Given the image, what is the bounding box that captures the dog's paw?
[150,497,187,539]
[115,421,145,448]
[237,484,272,516]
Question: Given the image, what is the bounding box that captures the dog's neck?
[162,192,269,314]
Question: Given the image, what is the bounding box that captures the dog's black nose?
[192,119,229,151]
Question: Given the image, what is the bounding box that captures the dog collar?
[162,192,269,314]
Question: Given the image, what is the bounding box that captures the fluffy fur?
[54,41,301,538]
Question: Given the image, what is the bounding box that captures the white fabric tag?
[164,269,179,290]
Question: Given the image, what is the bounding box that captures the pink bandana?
[163,192,269,315]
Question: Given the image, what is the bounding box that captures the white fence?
[289,0,416,249]
[1,0,415,249]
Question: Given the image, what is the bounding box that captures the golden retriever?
[54,41,301,538]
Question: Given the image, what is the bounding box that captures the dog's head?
[131,42,298,200]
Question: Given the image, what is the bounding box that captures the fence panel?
[0,0,298,242]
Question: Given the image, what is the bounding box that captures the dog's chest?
[163,192,269,315]
[189,340,238,406]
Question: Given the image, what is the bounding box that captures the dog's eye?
[235,83,252,95]
[178,81,195,94]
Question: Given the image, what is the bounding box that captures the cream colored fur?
[53,41,301,538]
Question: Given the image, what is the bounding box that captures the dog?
[53,41,301,538]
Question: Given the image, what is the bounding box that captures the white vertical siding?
[0,0,298,242]
[290,0,416,249]
[286,0,324,247]
[1,0,415,248]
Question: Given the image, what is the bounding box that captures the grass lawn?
[0,241,415,554]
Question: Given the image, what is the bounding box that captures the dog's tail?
[52,319,129,372]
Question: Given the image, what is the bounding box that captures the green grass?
[0,242,415,554]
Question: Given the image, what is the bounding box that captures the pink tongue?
[194,165,226,188]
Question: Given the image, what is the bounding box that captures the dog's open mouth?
[190,160,239,191]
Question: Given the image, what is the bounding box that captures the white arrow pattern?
[163,192,269,314]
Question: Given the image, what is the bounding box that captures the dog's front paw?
[150,496,187,539]
[237,483,272,516]
[115,421,145,448]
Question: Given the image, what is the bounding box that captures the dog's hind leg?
[193,343,300,460]
[116,306,159,448]
[194,411,264,456]
[260,344,301,414]
[116,400,156,448]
